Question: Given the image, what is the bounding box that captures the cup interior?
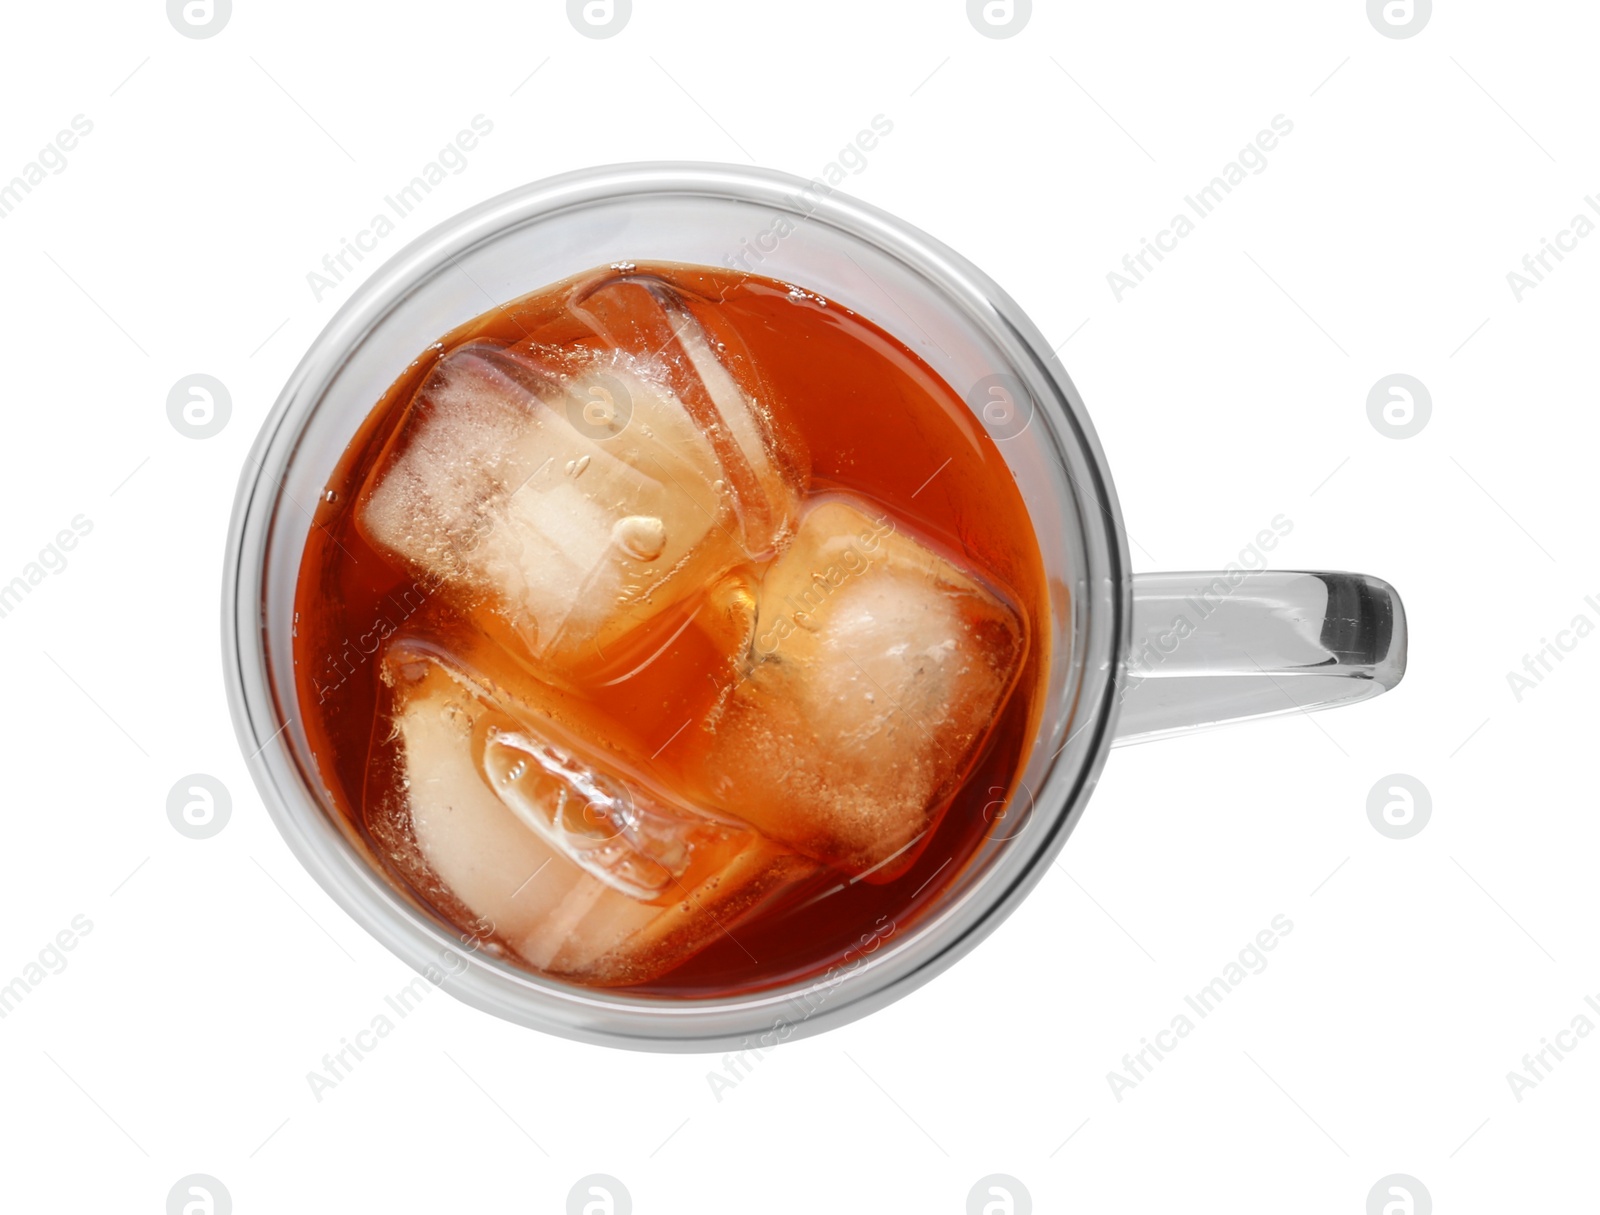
[226,163,1127,1048]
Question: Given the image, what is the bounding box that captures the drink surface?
[293,262,1048,996]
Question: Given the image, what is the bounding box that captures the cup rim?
[222,160,1131,1051]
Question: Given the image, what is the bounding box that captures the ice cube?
[358,325,796,670]
[568,269,802,556]
[686,497,1028,877]
[382,640,812,985]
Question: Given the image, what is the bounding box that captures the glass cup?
[223,163,1405,1050]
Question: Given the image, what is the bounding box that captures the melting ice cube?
[359,281,802,669]
[687,497,1027,877]
[383,640,812,985]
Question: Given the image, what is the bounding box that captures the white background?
[1,1,1595,1211]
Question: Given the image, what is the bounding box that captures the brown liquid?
[293,262,1048,997]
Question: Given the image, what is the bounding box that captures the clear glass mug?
[223,163,1405,1051]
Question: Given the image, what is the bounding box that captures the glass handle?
[1113,571,1407,745]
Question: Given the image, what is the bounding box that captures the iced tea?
[293,263,1047,996]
